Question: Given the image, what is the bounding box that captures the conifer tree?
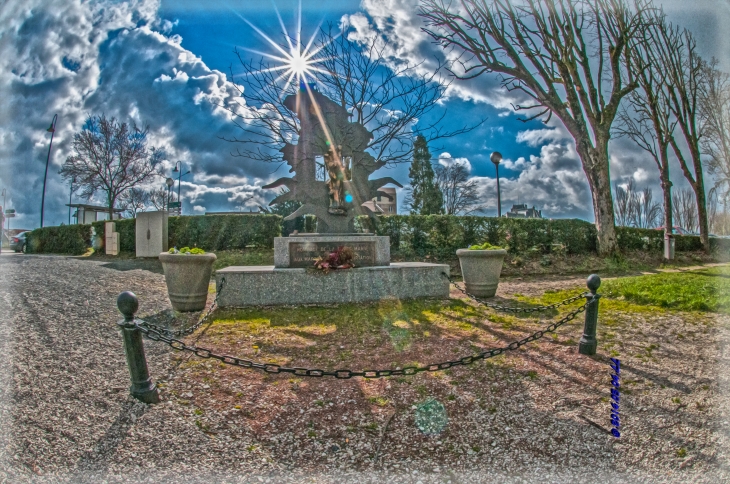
[408,135,443,214]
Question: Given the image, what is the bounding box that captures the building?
[504,203,543,219]
[362,187,397,214]
[67,204,123,224]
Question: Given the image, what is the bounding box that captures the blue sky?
[1,0,729,229]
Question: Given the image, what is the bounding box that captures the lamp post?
[490,151,503,218]
[41,114,58,228]
[172,161,190,215]
[165,177,174,212]
[68,177,76,225]
[1,188,5,250]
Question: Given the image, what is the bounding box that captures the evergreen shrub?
[168,214,281,250]
[26,224,92,255]
[91,219,136,252]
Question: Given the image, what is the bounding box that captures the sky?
[1,0,729,229]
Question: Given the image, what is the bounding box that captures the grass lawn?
[518,265,730,314]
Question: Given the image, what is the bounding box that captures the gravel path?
[1,253,729,483]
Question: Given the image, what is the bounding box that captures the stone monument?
[216,85,449,307]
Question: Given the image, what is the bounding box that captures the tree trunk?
[694,175,710,251]
[109,194,115,221]
[575,138,618,256]
[660,164,673,236]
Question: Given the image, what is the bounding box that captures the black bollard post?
[579,274,601,356]
[117,292,160,404]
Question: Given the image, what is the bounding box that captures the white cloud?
[437,152,472,172]
[193,205,206,213]
[473,141,591,218]
[0,0,270,227]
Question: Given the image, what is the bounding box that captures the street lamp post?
[490,151,503,218]
[41,114,58,228]
[165,178,174,211]
[172,161,190,215]
[68,178,75,225]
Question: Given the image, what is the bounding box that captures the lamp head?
[490,152,503,165]
[46,123,55,133]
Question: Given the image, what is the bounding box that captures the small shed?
[67,204,123,225]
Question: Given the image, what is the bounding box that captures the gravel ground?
[1,253,729,483]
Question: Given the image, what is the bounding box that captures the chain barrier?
[131,294,596,379]
[443,272,588,313]
[136,277,226,338]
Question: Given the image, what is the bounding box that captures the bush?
[91,219,136,253]
[357,215,596,258]
[168,214,281,250]
[26,224,92,255]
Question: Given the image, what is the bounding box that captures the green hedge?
[26,213,730,257]
[168,214,281,250]
[91,219,136,252]
[356,215,596,258]
[26,224,92,255]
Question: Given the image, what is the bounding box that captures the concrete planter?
[159,252,217,312]
[456,248,507,298]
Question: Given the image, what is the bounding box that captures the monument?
[216,85,449,307]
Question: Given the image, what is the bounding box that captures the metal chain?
[132,296,596,379]
[135,277,226,338]
[443,273,588,313]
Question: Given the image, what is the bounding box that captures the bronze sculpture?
[263,85,402,233]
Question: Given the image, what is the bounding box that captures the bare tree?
[59,115,164,219]
[435,163,481,214]
[118,188,150,218]
[147,187,169,211]
[614,180,660,228]
[645,20,710,250]
[672,188,698,233]
[615,20,677,238]
[420,0,657,255]
[221,25,481,169]
[700,59,730,205]
[708,188,730,235]
[613,180,633,227]
[631,186,662,229]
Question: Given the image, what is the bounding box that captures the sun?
[232,0,333,86]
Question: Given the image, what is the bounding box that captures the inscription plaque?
[289,241,377,268]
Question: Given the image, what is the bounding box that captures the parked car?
[655,226,693,235]
[9,231,28,252]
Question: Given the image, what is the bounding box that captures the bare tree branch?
[420,0,658,255]
[59,115,164,219]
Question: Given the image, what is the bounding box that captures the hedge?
[167,214,281,250]
[25,213,730,257]
[91,219,136,252]
[26,224,92,255]
[356,215,597,258]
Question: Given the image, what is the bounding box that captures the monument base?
[274,234,390,268]
[215,262,450,307]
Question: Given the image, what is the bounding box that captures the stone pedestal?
[274,234,390,268]
[215,262,450,307]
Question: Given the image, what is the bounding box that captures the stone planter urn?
[456,248,507,298]
[159,252,217,311]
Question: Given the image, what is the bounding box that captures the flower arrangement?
[313,246,355,273]
[168,246,206,254]
[468,242,503,250]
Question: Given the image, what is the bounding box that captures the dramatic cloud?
[437,152,472,172]
[0,0,270,228]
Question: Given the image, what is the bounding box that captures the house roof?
[66,203,124,213]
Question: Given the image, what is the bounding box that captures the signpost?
[4,209,13,234]
[167,202,181,216]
